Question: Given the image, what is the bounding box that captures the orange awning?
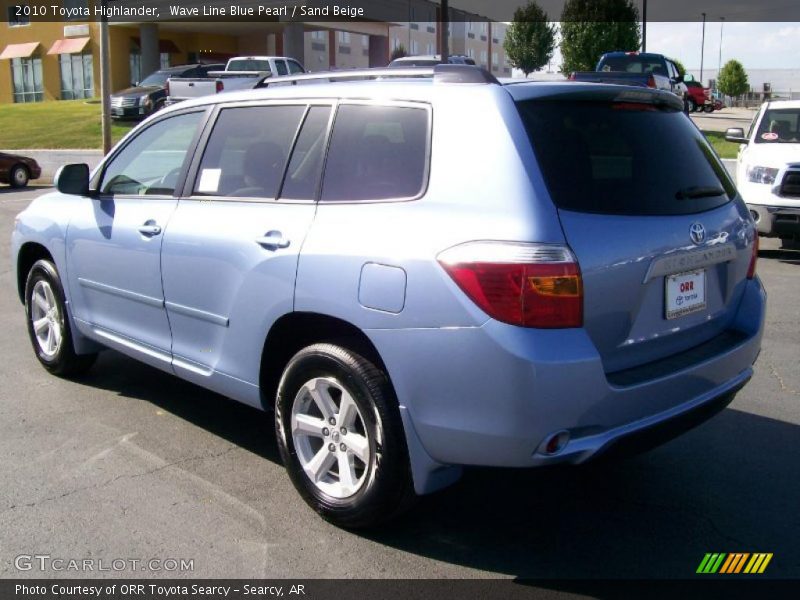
[0,42,40,60]
[47,37,90,55]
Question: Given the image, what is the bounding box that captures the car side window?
[287,60,304,74]
[275,60,289,76]
[280,106,331,200]
[320,104,429,202]
[193,105,305,198]
[99,111,204,196]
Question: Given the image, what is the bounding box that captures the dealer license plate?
[665,269,706,319]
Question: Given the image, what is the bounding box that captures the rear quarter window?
[320,104,429,202]
[517,100,736,215]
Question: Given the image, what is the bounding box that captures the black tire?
[688,98,697,113]
[9,164,29,188]
[275,343,415,529]
[704,105,714,113]
[24,259,97,377]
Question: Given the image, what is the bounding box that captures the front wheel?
[688,98,697,112]
[24,260,97,376]
[10,165,29,188]
[275,343,414,528]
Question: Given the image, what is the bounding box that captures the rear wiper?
[675,186,726,200]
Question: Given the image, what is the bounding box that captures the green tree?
[717,59,749,98]
[559,0,641,74]
[390,44,408,62]
[504,2,557,76]
[671,57,686,79]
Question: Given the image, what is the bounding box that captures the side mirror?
[725,127,749,144]
[54,163,90,196]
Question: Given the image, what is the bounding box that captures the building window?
[362,34,369,47]
[492,52,498,70]
[62,0,88,20]
[480,50,487,66]
[338,31,351,44]
[160,52,170,69]
[7,4,30,26]
[410,39,419,55]
[426,43,434,55]
[10,56,43,102]
[467,48,475,59]
[60,52,93,99]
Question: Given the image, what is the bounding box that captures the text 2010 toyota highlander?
[11,66,764,528]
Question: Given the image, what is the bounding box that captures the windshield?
[139,71,172,87]
[517,100,735,216]
[598,55,667,77]
[755,108,800,143]
[227,59,271,72]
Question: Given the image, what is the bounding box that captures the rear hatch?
[514,88,754,373]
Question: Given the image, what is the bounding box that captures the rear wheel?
[24,260,97,376]
[704,105,714,113]
[10,164,29,188]
[275,343,414,528]
[687,98,697,112]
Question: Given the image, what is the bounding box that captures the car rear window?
[517,100,736,216]
[598,55,667,76]
[321,104,429,201]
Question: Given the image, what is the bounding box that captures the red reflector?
[747,235,759,279]
[612,102,658,111]
[647,74,656,88]
[438,245,583,329]
[216,80,224,93]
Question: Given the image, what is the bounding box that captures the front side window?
[321,104,429,202]
[11,56,43,103]
[100,111,204,196]
[60,52,93,99]
[754,108,800,143]
[193,105,305,198]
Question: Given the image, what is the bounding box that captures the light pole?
[642,0,647,52]
[99,0,111,155]
[699,12,706,85]
[717,17,725,81]
[440,0,449,63]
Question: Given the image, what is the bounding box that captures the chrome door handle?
[138,223,162,236]
[255,231,290,249]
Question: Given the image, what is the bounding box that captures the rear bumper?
[368,277,765,490]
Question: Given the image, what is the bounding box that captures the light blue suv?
[11,66,765,528]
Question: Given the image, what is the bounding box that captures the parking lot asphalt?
[1,186,799,582]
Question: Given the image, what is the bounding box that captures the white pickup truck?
[166,56,306,105]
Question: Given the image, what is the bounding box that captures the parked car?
[726,100,800,247]
[685,79,712,112]
[0,152,41,188]
[388,54,476,67]
[111,64,224,119]
[12,66,764,528]
[166,56,305,105]
[569,52,689,111]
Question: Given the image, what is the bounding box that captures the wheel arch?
[258,312,388,412]
[16,242,54,303]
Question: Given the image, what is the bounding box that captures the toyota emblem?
[689,222,706,245]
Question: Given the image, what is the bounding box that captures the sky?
[542,22,800,71]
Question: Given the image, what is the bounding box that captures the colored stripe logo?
[697,553,773,574]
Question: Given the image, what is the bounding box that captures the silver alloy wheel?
[30,280,62,358]
[291,377,371,499]
[13,166,28,187]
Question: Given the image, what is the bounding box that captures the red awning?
[0,42,40,60]
[132,38,181,54]
[47,37,91,55]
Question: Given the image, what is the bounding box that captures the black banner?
[2,0,800,23]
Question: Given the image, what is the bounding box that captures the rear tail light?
[747,235,759,280]
[437,242,583,328]
[646,74,657,88]
[216,80,224,93]
[165,80,170,96]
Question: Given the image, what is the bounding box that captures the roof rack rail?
[255,64,498,88]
